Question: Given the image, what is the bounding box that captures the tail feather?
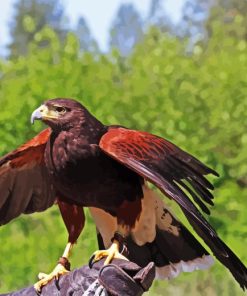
[126,225,214,280]
[183,209,247,290]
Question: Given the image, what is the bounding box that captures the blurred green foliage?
[0,13,247,296]
[9,0,68,58]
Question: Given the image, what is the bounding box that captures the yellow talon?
[91,240,129,266]
[34,263,69,292]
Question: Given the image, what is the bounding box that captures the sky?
[0,0,184,55]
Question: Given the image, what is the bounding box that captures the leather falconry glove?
[1,258,155,296]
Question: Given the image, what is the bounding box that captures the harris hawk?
[0,98,246,292]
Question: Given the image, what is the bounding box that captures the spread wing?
[99,127,247,290]
[0,128,56,225]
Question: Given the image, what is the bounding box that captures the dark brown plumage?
[0,98,247,291]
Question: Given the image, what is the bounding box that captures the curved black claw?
[88,254,96,269]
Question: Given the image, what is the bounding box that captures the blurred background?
[0,0,247,295]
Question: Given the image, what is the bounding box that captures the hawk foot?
[89,240,129,268]
[34,263,69,292]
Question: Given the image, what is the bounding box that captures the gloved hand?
[1,259,155,296]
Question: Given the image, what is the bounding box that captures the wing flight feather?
[0,128,56,225]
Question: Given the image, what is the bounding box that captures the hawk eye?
[55,106,66,113]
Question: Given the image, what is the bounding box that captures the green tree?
[109,3,144,56]
[147,0,174,35]
[74,16,99,53]
[8,0,68,58]
[180,0,247,44]
[180,0,213,41]
[206,0,247,41]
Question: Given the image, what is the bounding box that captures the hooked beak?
[31,105,49,124]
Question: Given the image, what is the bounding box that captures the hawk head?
[31,98,95,131]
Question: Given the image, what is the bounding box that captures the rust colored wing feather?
[100,127,217,214]
[99,127,247,290]
[0,128,56,225]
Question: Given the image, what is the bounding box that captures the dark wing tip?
[213,171,220,177]
[208,168,220,177]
